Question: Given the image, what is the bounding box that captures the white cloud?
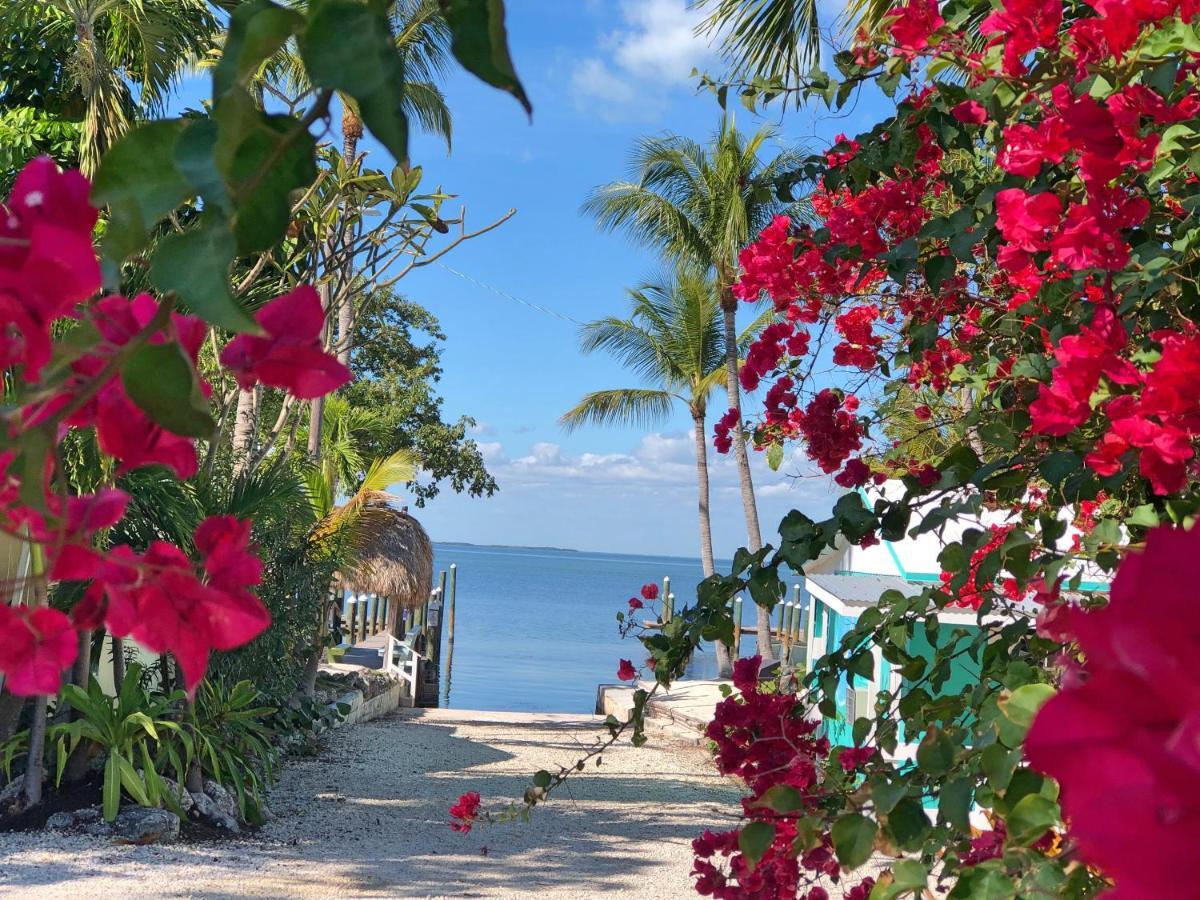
[571,0,715,121]
[467,421,496,437]
[409,430,838,557]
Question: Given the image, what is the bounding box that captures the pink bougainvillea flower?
[91,518,269,692]
[449,791,481,833]
[1027,527,1200,898]
[627,596,643,610]
[951,100,988,124]
[995,189,1063,253]
[617,659,637,681]
[0,605,79,696]
[889,0,944,55]
[220,286,352,400]
[0,157,100,382]
[640,582,659,601]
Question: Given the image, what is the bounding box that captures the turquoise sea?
[429,542,796,713]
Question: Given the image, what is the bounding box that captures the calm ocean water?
[429,542,793,713]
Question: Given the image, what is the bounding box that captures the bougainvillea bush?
[693,0,1200,895]
[490,1,1200,897]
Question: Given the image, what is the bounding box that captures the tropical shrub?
[186,678,279,824]
[49,664,187,821]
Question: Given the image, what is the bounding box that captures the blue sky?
[363,0,902,557]
[204,1,898,557]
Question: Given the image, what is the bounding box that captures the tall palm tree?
[1,0,218,176]
[584,122,805,664]
[561,269,764,676]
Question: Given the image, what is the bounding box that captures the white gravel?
[0,708,744,899]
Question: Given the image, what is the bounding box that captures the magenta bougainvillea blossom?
[0,158,351,696]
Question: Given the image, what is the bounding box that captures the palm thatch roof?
[343,502,434,611]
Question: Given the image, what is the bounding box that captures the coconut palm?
[0,0,218,176]
[583,122,805,664]
[562,269,766,676]
[257,0,453,162]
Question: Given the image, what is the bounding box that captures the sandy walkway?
[0,708,743,899]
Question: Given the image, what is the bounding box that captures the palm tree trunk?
[336,107,362,369]
[693,409,732,678]
[231,389,257,475]
[64,629,92,784]
[720,294,776,663]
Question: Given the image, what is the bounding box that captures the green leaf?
[738,821,776,871]
[439,0,531,115]
[938,777,973,831]
[884,797,930,852]
[848,652,874,681]
[870,777,908,814]
[532,770,551,788]
[302,0,412,162]
[873,859,929,898]
[117,753,150,807]
[949,867,1017,900]
[767,443,784,471]
[753,784,806,813]
[916,727,955,777]
[103,751,122,821]
[1006,793,1060,845]
[831,813,877,869]
[91,119,190,270]
[981,744,1019,791]
[999,683,1055,731]
[924,254,956,295]
[214,0,304,98]
[226,111,317,253]
[149,213,257,332]
[121,343,216,439]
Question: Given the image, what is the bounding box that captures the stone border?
[330,678,404,727]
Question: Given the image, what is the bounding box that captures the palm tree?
[0,0,218,176]
[300,449,419,694]
[583,122,805,664]
[562,269,764,676]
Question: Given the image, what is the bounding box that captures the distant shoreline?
[434,540,580,554]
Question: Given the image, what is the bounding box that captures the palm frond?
[696,0,822,89]
[360,450,420,494]
[560,389,676,432]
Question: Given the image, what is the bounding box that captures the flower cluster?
[1027,527,1200,897]
[449,791,482,833]
[692,657,875,899]
[940,525,1014,610]
[0,157,351,697]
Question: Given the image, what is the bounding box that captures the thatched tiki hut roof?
[344,503,434,630]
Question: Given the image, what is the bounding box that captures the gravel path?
[0,708,743,899]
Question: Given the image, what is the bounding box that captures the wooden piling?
[347,595,359,645]
[447,564,457,649]
[665,592,675,623]
[662,576,671,622]
[792,584,804,642]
